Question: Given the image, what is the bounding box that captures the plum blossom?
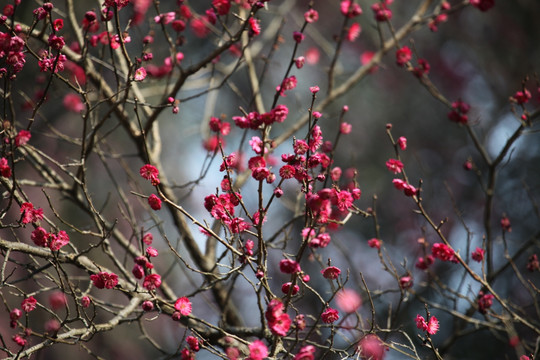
[321,307,339,323]
[90,272,118,289]
[357,334,386,360]
[336,288,362,313]
[175,297,192,316]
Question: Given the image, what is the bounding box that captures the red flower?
[15,130,31,147]
[448,99,470,124]
[294,345,316,360]
[140,164,160,185]
[500,215,511,232]
[143,273,162,290]
[265,299,291,336]
[415,314,439,335]
[469,0,495,11]
[148,194,162,210]
[477,291,494,314]
[304,9,319,23]
[187,336,200,351]
[513,89,531,104]
[90,272,118,289]
[341,0,362,17]
[397,136,407,150]
[385,159,404,174]
[21,296,37,312]
[321,266,341,280]
[357,334,386,360]
[49,230,70,251]
[175,297,192,316]
[0,157,12,178]
[212,0,231,16]
[472,247,485,262]
[431,243,457,262]
[336,288,362,313]
[395,46,412,67]
[31,227,49,247]
[279,259,301,274]
[321,307,339,323]
[368,238,381,250]
[248,340,268,360]
[20,202,44,224]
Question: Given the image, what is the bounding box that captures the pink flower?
[385,159,404,174]
[321,266,341,280]
[361,51,379,73]
[310,86,320,94]
[412,58,430,78]
[10,308,22,321]
[469,0,495,11]
[294,345,316,360]
[21,296,37,312]
[500,216,511,232]
[175,297,192,316]
[49,230,70,251]
[142,300,154,311]
[477,291,494,314]
[81,296,91,308]
[248,17,261,37]
[471,247,485,262]
[415,314,427,329]
[63,93,85,112]
[416,314,439,335]
[20,202,44,224]
[279,259,301,274]
[148,194,162,210]
[399,276,413,289]
[49,291,67,310]
[143,273,161,290]
[265,299,291,336]
[527,254,539,272]
[304,9,319,23]
[281,282,299,295]
[346,23,361,41]
[143,233,153,245]
[31,227,49,247]
[340,122,352,134]
[0,157,12,178]
[513,89,531,104]
[357,334,385,360]
[15,130,31,147]
[277,75,297,96]
[371,2,392,22]
[367,238,381,250]
[295,56,305,69]
[431,243,456,262]
[427,316,439,335]
[187,335,200,351]
[336,190,353,211]
[90,272,118,289]
[12,334,27,347]
[213,0,231,15]
[447,99,470,124]
[321,307,339,323]
[397,136,407,150]
[146,246,159,257]
[395,46,412,67]
[140,164,160,185]
[341,0,363,17]
[134,67,147,81]
[336,288,362,313]
[248,340,268,360]
[415,255,434,270]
